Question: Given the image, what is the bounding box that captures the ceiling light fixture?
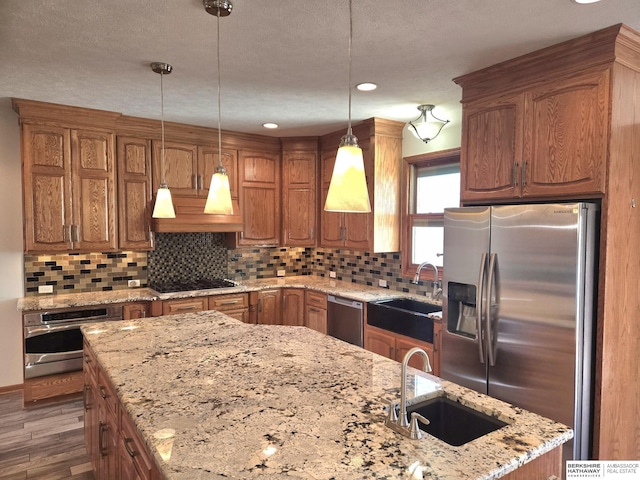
[571,0,601,4]
[203,0,234,215]
[408,104,450,144]
[151,62,176,219]
[324,0,371,213]
[263,122,279,129]
[356,82,377,91]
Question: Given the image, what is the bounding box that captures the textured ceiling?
[1,0,639,137]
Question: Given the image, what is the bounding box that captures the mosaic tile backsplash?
[24,234,432,298]
[24,252,147,295]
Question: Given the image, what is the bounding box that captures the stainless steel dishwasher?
[326,295,364,347]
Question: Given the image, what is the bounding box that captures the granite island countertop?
[82,311,571,480]
[17,275,442,312]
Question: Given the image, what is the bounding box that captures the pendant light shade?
[324,135,371,212]
[151,62,176,219]
[324,0,371,213]
[203,0,234,215]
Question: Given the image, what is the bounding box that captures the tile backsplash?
[23,233,431,298]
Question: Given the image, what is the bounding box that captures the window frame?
[401,147,461,282]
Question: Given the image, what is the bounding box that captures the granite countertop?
[82,311,571,480]
[17,275,442,312]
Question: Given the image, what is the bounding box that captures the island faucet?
[412,261,442,300]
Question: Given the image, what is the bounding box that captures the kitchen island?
[82,311,571,480]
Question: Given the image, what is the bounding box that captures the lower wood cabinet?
[304,290,327,334]
[282,288,305,326]
[119,409,156,480]
[364,324,439,376]
[250,289,282,325]
[209,293,249,323]
[160,297,209,316]
[122,302,149,320]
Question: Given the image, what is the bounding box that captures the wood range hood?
[151,196,243,233]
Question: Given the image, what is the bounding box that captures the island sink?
[405,396,508,446]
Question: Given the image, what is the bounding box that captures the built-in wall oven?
[23,305,123,379]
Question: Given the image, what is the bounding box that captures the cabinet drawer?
[209,293,248,311]
[97,369,118,416]
[162,297,209,315]
[119,410,156,480]
[305,290,327,309]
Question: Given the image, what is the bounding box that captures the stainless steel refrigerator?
[441,203,598,461]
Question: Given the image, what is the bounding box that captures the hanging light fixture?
[324,0,371,213]
[203,0,234,215]
[408,104,450,144]
[151,62,176,219]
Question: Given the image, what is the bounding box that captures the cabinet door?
[238,151,281,246]
[84,364,99,473]
[122,302,149,320]
[22,123,73,252]
[282,152,316,246]
[395,337,435,373]
[523,68,608,198]
[119,411,155,480]
[364,327,395,360]
[282,289,305,326]
[97,401,118,480]
[256,289,282,325]
[224,308,250,323]
[198,146,238,199]
[162,297,209,315]
[461,94,524,202]
[117,136,153,250]
[152,140,198,196]
[319,151,345,247]
[71,129,117,251]
[305,305,327,334]
[343,142,373,249]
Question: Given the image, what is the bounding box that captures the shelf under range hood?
[151,196,243,233]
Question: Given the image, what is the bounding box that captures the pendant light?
[203,0,234,215]
[324,0,371,213]
[408,104,450,144]
[151,62,176,219]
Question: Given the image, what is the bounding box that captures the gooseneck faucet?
[412,261,442,300]
[399,347,432,427]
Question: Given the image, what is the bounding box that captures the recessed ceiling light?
[571,0,601,4]
[262,122,278,129]
[356,82,377,91]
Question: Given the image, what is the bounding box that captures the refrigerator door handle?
[486,253,498,367]
[476,252,488,364]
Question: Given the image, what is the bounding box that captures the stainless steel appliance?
[327,295,364,347]
[442,203,598,461]
[24,305,123,379]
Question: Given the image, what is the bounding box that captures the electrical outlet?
[378,279,388,288]
[128,279,141,288]
[277,270,286,277]
[329,271,337,278]
[38,285,53,294]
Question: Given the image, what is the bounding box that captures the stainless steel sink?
[367,298,441,343]
[405,396,507,446]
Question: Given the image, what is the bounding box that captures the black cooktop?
[150,279,237,293]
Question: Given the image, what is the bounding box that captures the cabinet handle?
[175,305,197,311]
[99,422,108,457]
[72,224,79,243]
[84,354,92,364]
[310,225,315,239]
[434,330,440,353]
[99,385,108,399]
[198,174,204,191]
[141,310,146,318]
[192,174,198,189]
[83,384,90,411]
[309,307,319,313]
[124,437,137,458]
[258,298,263,312]
[512,162,518,187]
[522,161,527,187]
[219,300,239,305]
[63,225,69,242]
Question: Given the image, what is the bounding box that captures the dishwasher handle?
[327,295,363,310]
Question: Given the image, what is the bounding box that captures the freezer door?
[487,204,590,450]
[441,207,490,394]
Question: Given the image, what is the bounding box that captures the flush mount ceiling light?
[408,104,450,144]
[151,62,176,219]
[203,0,234,215]
[571,0,601,3]
[324,0,371,214]
[356,82,377,91]
[262,122,279,129]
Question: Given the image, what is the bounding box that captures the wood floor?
[0,391,94,480]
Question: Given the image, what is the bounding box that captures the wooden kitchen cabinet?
[364,325,439,376]
[282,288,305,326]
[252,289,282,325]
[122,302,149,320]
[234,150,281,246]
[117,136,154,250]
[161,297,209,316]
[281,138,317,247]
[457,65,608,203]
[304,290,327,334]
[198,145,239,199]
[209,293,249,323]
[119,409,156,480]
[151,140,198,197]
[83,344,99,474]
[20,122,117,252]
[319,118,404,252]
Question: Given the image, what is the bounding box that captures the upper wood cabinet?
[117,136,153,250]
[152,140,198,196]
[281,138,318,247]
[236,150,281,246]
[198,146,239,199]
[319,118,404,252]
[457,65,609,203]
[21,122,117,253]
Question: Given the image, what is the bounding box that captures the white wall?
[0,98,25,389]
[401,103,462,157]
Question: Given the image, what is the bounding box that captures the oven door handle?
[25,323,85,338]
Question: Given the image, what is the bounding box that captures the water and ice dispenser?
[447,282,478,338]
